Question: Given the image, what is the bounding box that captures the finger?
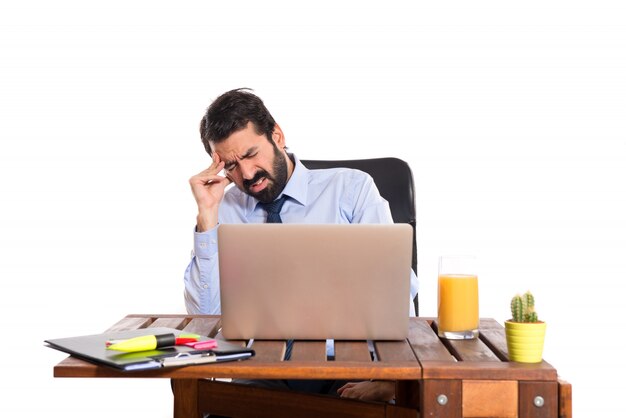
[209,152,226,171]
[339,388,357,399]
[202,174,229,186]
[193,161,225,181]
[190,170,214,186]
[189,171,225,189]
[209,159,225,174]
[336,382,356,394]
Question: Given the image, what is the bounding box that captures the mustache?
[243,169,272,190]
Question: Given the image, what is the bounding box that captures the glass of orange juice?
[438,255,479,339]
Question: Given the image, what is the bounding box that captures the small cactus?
[510,291,539,323]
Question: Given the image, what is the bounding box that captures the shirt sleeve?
[183,226,222,314]
[347,170,394,224]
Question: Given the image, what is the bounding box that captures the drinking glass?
[437,255,479,339]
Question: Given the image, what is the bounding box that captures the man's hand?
[189,153,232,232]
[337,380,396,402]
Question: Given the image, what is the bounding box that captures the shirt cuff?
[194,225,218,259]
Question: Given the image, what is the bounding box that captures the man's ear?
[272,124,286,148]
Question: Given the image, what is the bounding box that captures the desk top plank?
[54,358,415,380]
[478,319,509,360]
[374,340,417,363]
[445,338,501,362]
[105,316,154,332]
[408,318,456,362]
[182,317,221,338]
[335,341,372,362]
[149,317,189,329]
[421,360,558,381]
[290,341,327,362]
[249,340,286,362]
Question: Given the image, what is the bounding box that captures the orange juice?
[438,274,479,334]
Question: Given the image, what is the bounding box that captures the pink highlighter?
[185,340,218,350]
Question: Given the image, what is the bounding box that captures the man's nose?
[239,160,256,180]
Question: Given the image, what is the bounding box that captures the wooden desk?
[53,315,572,418]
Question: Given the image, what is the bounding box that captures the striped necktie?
[259,195,293,359]
[259,195,287,223]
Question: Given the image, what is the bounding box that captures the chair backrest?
[301,157,418,315]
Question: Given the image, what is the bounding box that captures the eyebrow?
[224,146,259,167]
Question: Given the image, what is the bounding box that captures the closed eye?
[223,148,259,172]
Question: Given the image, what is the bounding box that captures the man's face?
[211,122,290,203]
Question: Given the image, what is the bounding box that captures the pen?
[106,333,201,352]
[160,352,218,367]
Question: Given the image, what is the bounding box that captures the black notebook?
[45,327,254,371]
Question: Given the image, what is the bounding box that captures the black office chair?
[194,157,419,418]
[302,158,418,315]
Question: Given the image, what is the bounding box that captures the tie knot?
[259,195,287,223]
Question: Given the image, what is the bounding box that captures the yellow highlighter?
[106,333,177,352]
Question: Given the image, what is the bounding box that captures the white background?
[1,1,624,416]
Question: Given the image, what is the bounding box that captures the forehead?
[210,122,268,159]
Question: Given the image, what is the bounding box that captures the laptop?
[218,223,412,340]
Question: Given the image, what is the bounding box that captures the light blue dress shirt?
[184,154,419,316]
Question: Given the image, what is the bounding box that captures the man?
[184,88,418,402]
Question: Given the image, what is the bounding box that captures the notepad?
[45,327,254,371]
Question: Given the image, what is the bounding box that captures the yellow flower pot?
[505,320,546,363]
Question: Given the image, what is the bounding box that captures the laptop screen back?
[218,223,412,340]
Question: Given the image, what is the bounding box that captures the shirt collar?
[281,154,308,206]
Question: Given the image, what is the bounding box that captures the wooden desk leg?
[558,378,572,418]
[420,379,462,418]
[391,380,420,418]
[396,380,420,409]
[172,379,200,418]
[519,381,558,418]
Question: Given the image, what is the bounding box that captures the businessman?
[184,88,418,402]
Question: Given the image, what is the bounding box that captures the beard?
[242,145,288,203]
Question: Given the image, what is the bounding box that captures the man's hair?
[199,88,277,155]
